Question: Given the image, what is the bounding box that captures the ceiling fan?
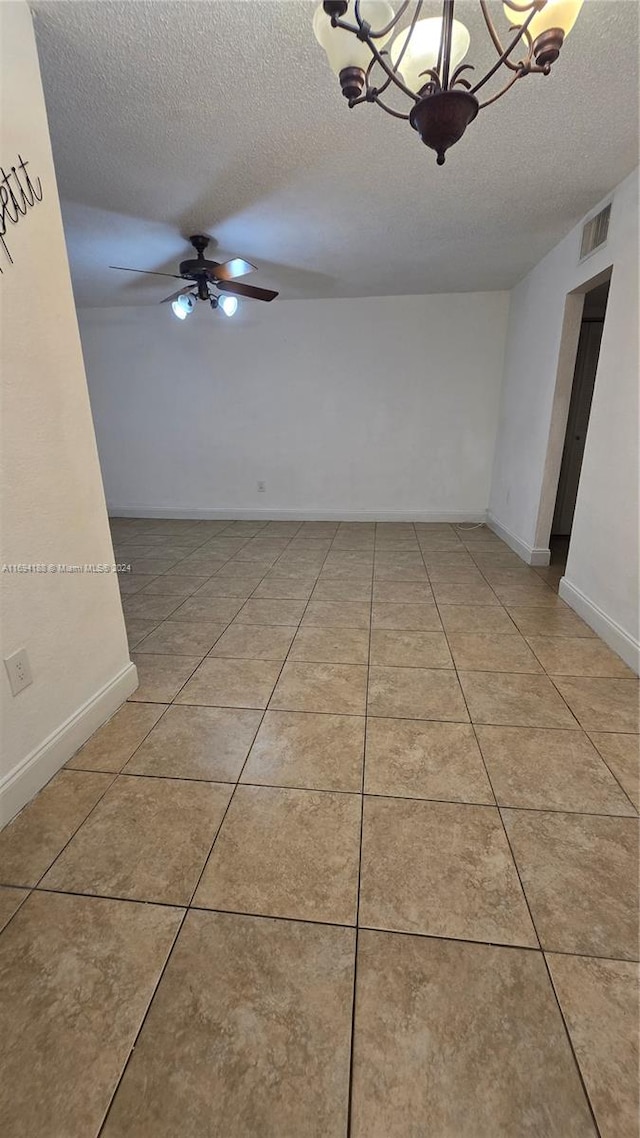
[110,234,278,319]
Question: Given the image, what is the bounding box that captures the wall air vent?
[579,203,611,261]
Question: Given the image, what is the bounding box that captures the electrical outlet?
[5,648,33,696]
[257,481,266,493]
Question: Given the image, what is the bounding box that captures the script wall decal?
[0,154,43,272]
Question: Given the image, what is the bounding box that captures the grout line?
[345,519,375,1138]
[60,767,640,820]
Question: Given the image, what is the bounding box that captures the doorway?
[549,279,610,572]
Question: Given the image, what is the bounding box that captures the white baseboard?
[109,506,489,523]
[0,662,138,828]
[559,578,640,675]
[486,513,550,566]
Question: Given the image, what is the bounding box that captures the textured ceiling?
[30,0,639,306]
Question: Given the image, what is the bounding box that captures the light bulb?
[171,294,195,320]
[220,295,238,317]
[313,1,395,78]
[390,17,470,92]
[503,0,583,41]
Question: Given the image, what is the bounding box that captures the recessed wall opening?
[549,277,611,575]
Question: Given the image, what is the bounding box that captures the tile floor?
[1,517,638,1138]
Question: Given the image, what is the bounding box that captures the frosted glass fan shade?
[313,1,394,76]
[390,17,470,92]
[503,0,584,40]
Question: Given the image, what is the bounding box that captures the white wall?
[78,292,510,521]
[489,169,639,670]
[0,1,136,824]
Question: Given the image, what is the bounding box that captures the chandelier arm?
[470,6,537,94]
[372,0,425,98]
[371,94,412,120]
[503,0,544,12]
[479,0,521,70]
[330,14,421,102]
[353,0,412,40]
[476,69,526,108]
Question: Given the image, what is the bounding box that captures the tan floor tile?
[482,567,549,587]
[209,622,296,661]
[502,809,639,958]
[589,732,639,810]
[270,661,368,715]
[448,632,544,673]
[128,558,178,576]
[290,626,369,664]
[0,770,113,886]
[319,567,374,583]
[546,953,639,1138]
[352,931,596,1138]
[42,775,232,905]
[125,618,158,649]
[325,551,373,569]
[0,891,181,1138]
[427,565,486,584]
[370,630,452,668]
[190,576,256,598]
[459,671,577,728]
[194,785,361,924]
[422,551,475,568]
[169,596,243,623]
[312,579,373,601]
[141,575,208,597]
[121,593,182,621]
[125,705,262,781]
[235,598,307,626]
[67,702,166,772]
[372,580,433,603]
[431,581,499,605]
[476,726,637,814]
[176,657,282,709]
[552,676,640,733]
[129,653,202,703]
[359,797,535,945]
[371,602,441,631]
[163,559,228,578]
[374,552,424,571]
[101,911,353,1138]
[118,573,158,594]
[0,886,29,932]
[252,577,316,600]
[373,565,429,582]
[438,604,519,634]
[527,636,634,677]
[135,620,226,655]
[368,666,468,722]
[242,710,364,792]
[303,600,371,629]
[493,584,560,607]
[364,718,492,803]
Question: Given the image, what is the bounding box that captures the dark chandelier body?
[313,0,584,164]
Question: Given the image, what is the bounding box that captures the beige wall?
[0,1,136,824]
[489,169,639,671]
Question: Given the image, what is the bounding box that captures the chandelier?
[313,0,584,164]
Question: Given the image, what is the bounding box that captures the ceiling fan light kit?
[313,0,584,164]
[109,233,279,319]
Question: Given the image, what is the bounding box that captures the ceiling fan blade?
[217,280,279,302]
[109,265,186,280]
[160,286,197,305]
[211,258,256,281]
